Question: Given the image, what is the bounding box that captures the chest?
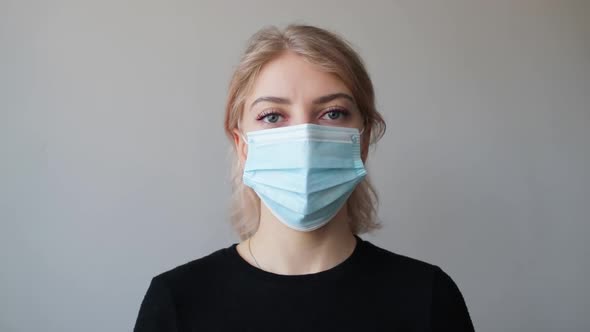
[176,280,432,332]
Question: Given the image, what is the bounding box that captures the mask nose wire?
[238,122,365,142]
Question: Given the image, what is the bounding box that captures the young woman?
[134,24,475,331]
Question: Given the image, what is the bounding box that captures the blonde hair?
[224,24,386,241]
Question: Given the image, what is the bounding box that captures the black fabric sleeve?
[133,276,178,332]
[430,265,475,331]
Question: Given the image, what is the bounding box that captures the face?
[233,51,365,163]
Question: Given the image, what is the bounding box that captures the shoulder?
[362,239,474,330]
[150,245,232,291]
[134,246,233,331]
[360,238,466,296]
[361,238,440,278]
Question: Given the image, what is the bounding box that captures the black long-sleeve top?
[134,234,475,331]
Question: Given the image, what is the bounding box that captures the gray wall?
[1,1,588,331]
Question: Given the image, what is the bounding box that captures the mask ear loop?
[236,121,248,144]
[235,121,249,169]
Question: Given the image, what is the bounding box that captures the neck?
[247,203,357,275]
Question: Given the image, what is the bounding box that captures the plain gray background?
[1,0,589,331]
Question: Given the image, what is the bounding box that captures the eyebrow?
[249,93,355,110]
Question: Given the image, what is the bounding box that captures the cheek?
[349,110,365,127]
[240,117,256,131]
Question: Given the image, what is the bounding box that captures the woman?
[134,24,475,331]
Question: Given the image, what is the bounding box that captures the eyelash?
[256,107,351,122]
[255,110,281,121]
[321,107,351,120]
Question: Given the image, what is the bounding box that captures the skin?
[232,51,366,275]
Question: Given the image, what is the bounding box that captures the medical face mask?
[241,123,367,232]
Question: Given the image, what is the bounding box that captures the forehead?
[246,51,351,103]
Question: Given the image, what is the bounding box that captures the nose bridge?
[290,102,316,125]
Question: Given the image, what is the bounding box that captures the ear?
[232,128,248,165]
[360,126,370,162]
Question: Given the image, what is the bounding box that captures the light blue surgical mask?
[241,123,367,232]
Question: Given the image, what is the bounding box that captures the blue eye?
[263,113,282,123]
[256,111,284,124]
[327,111,341,119]
[321,108,349,120]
